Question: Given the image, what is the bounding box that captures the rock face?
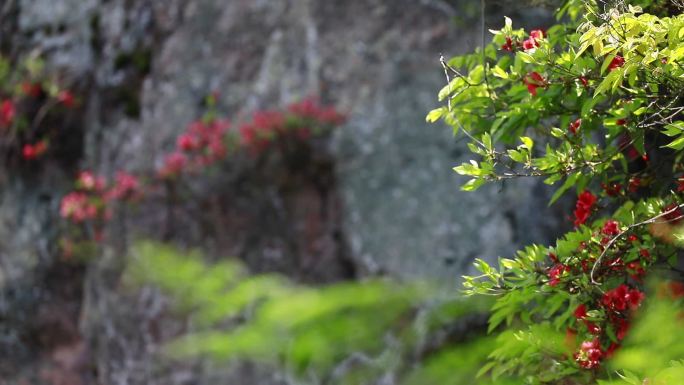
[0,0,566,384]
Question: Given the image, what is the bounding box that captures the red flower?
[601,182,622,197]
[601,219,620,236]
[58,90,75,108]
[573,191,597,226]
[107,171,141,200]
[530,29,544,40]
[575,339,603,369]
[585,321,601,335]
[616,118,627,126]
[501,36,515,52]
[548,264,569,286]
[549,252,559,264]
[628,234,638,242]
[628,177,641,192]
[21,82,43,98]
[627,261,645,280]
[667,282,684,298]
[615,317,630,340]
[523,72,547,96]
[1,99,15,127]
[574,304,588,319]
[608,55,625,71]
[569,118,582,134]
[22,140,48,160]
[177,133,199,151]
[158,152,187,179]
[522,30,544,52]
[77,171,106,191]
[602,285,629,312]
[60,192,98,222]
[626,288,645,309]
[602,284,644,313]
[579,76,589,87]
[522,37,538,51]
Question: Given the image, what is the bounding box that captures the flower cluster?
[501,29,544,52]
[60,171,141,228]
[240,98,345,153]
[0,55,76,163]
[22,140,49,160]
[572,284,644,369]
[522,72,547,96]
[158,98,345,179]
[61,97,345,247]
[573,191,597,227]
[522,29,544,51]
[158,119,233,179]
[544,189,664,370]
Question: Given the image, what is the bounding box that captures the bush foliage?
[429,0,684,383]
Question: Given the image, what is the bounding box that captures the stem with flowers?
[430,0,684,383]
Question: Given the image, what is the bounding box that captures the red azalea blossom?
[523,72,547,96]
[107,171,141,201]
[522,37,538,51]
[58,90,75,108]
[573,190,597,226]
[601,182,622,197]
[575,339,603,369]
[585,321,601,335]
[665,282,684,299]
[1,99,16,127]
[608,55,625,71]
[522,29,544,51]
[177,133,200,151]
[21,82,43,98]
[569,118,581,134]
[602,219,620,236]
[627,261,645,280]
[602,284,644,312]
[77,171,106,191]
[22,140,48,160]
[628,177,641,192]
[614,317,630,340]
[530,29,544,40]
[548,264,569,286]
[158,152,187,179]
[288,98,346,125]
[501,36,515,52]
[549,252,559,264]
[60,192,98,222]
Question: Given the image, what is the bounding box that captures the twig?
[590,202,684,285]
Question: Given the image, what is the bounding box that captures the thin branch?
[590,202,684,285]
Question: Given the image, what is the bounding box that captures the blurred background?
[0,1,569,384]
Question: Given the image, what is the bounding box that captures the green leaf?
[520,136,534,150]
[426,107,446,123]
[549,172,579,206]
[664,135,684,150]
[491,65,509,79]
